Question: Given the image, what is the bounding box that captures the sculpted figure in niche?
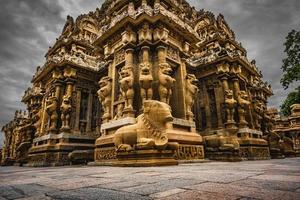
[139,62,153,105]
[158,63,175,104]
[97,76,112,120]
[114,100,178,152]
[185,74,199,120]
[119,66,134,110]
[45,96,58,131]
[224,90,237,124]
[60,95,72,131]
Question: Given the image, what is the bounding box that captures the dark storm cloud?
[0,0,299,146]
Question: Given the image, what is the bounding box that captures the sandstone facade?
[1,0,293,166]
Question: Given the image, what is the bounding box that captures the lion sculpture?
[139,62,153,105]
[158,63,175,104]
[45,96,58,131]
[60,95,72,131]
[119,66,134,110]
[113,100,179,152]
[237,91,250,109]
[224,89,236,124]
[97,76,112,119]
[185,74,198,120]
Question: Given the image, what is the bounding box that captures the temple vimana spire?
[1,0,299,166]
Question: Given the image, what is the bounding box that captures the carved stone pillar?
[221,75,237,129]
[61,68,76,132]
[120,48,135,117]
[157,46,166,63]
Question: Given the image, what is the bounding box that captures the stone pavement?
[0,158,300,200]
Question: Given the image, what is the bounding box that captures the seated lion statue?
[113,100,178,152]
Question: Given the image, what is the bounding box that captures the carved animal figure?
[158,63,175,104]
[185,74,198,120]
[45,96,58,131]
[224,90,236,123]
[237,91,250,108]
[60,95,72,130]
[205,132,240,152]
[114,100,178,152]
[139,62,153,105]
[97,76,112,119]
[119,66,134,110]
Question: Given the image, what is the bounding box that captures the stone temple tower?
[94,0,205,166]
[1,0,275,166]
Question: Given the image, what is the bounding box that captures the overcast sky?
[0,0,299,147]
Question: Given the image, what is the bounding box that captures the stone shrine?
[1,0,288,166]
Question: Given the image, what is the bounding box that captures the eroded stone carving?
[237,91,250,127]
[60,95,72,131]
[113,100,178,152]
[119,66,134,111]
[185,74,199,121]
[139,62,153,105]
[224,89,237,127]
[97,76,112,121]
[158,63,175,104]
[45,96,59,131]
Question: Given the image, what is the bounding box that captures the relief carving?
[119,66,134,111]
[97,76,112,121]
[158,63,175,104]
[45,96,59,131]
[224,89,237,127]
[139,62,153,105]
[60,95,72,131]
[185,74,199,121]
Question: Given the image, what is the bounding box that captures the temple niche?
[2,0,298,166]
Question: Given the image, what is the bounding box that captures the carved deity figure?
[224,89,237,125]
[237,91,250,127]
[158,63,175,104]
[60,95,72,131]
[97,76,112,120]
[139,62,153,105]
[185,74,198,120]
[119,66,134,110]
[45,96,58,131]
[113,100,178,152]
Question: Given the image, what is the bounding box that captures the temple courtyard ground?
[0,158,300,200]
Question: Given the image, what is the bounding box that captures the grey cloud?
[0,0,65,146]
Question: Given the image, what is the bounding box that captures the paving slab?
[0,158,299,200]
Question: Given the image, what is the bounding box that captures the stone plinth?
[27,133,96,167]
[238,128,270,160]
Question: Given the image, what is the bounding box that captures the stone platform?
[1,158,300,200]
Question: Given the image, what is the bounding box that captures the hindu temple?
[1,0,298,167]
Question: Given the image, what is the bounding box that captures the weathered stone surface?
[46,188,152,200]
[1,158,300,200]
